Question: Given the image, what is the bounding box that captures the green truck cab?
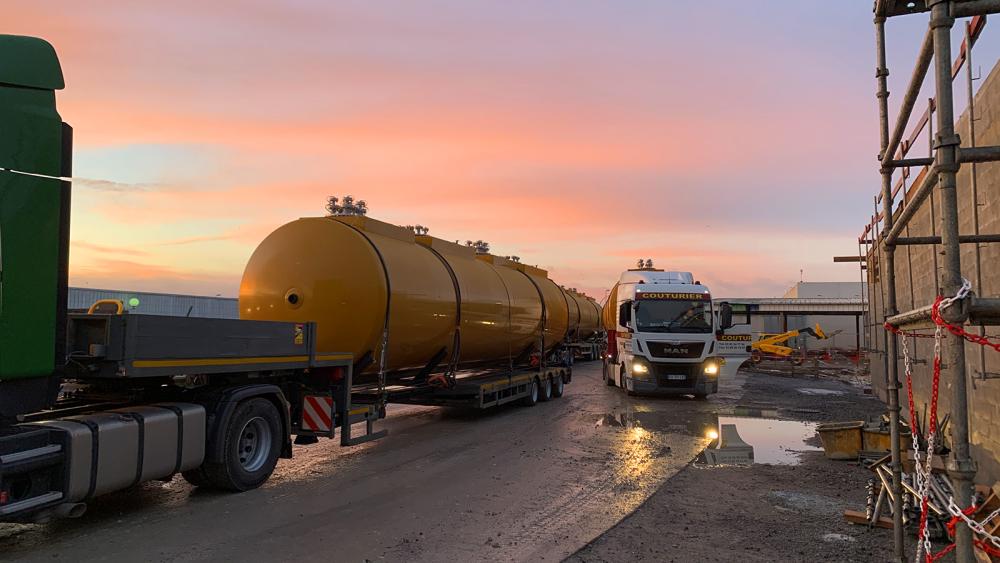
[0,35,72,418]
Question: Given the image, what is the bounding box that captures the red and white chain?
[885,279,1000,560]
[916,318,942,562]
[946,497,1000,553]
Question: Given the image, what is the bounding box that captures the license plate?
[666,374,687,380]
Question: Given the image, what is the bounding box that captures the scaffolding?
[866,1,1000,561]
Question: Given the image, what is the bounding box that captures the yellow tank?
[475,254,544,359]
[517,264,569,350]
[563,287,581,338]
[568,290,602,339]
[602,282,620,330]
[239,214,571,379]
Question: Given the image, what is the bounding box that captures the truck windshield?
[633,300,713,334]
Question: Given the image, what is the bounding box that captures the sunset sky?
[7,2,992,300]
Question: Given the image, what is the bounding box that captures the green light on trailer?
[128,297,140,308]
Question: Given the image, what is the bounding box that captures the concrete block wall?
[868,61,1000,485]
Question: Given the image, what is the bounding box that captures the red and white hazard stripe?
[301,395,334,433]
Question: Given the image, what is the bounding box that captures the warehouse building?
[68,287,238,319]
[718,281,866,353]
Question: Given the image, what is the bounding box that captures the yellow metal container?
[476,254,544,357]
[816,421,865,460]
[518,264,568,348]
[240,215,572,380]
[862,427,911,453]
[602,282,620,330]
[563,287,581,338]
[568,290,601,339]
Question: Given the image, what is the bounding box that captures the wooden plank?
[844,509,894,529]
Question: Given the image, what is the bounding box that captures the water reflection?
[593,405,821,467]
[700,416,820,466]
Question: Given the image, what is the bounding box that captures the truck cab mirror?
[718,302,733,331]
[618,300,633,330]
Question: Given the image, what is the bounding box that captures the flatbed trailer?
[350,366,572,410]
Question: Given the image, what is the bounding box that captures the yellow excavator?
[750,323,828,365]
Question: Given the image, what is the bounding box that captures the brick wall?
[868,60,1000,485]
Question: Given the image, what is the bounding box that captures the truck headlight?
[703,363,719,376]
[632,362,649,374]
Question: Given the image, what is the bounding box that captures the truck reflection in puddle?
[698,414,821,466]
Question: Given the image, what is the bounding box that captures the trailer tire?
[520,378,539,406]
[551,374,565,397]
[539,376,552,402]
[202,398,283,491]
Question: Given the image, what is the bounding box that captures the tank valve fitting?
[465,240,490,254]
[326,195,368,216]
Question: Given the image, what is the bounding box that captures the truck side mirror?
[618,300,633,329]
[718,302,733,331]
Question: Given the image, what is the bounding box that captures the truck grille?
[646,341,705,359]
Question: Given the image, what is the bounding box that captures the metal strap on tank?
[516,270,547,368]
[158,404,186,474]
[562,287,579,339]
[335,221,392,401]
[77,419,100,499]
[482,263,515,373]
[122,413,146,488]
[421,245,462,386]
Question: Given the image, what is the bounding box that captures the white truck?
[601,265,748,398]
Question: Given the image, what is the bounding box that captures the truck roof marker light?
[128,297,140,308]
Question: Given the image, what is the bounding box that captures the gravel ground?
[567,366,898,563]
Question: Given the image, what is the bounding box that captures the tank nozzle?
[327,195,369,216]
[325,196,341,216]
[466,240,490,254]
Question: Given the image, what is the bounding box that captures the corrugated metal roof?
[68,287,238,319]
[715,297,864,315]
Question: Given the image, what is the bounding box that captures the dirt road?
[0,362,727,562]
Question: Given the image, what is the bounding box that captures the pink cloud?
[9,1,874,299]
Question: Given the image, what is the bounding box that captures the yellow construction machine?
[750,323,828,365]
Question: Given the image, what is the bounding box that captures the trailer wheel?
[520,378,539,406]
[539,376,553,402]
[202,398,283,491]
[552,374,565,397]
